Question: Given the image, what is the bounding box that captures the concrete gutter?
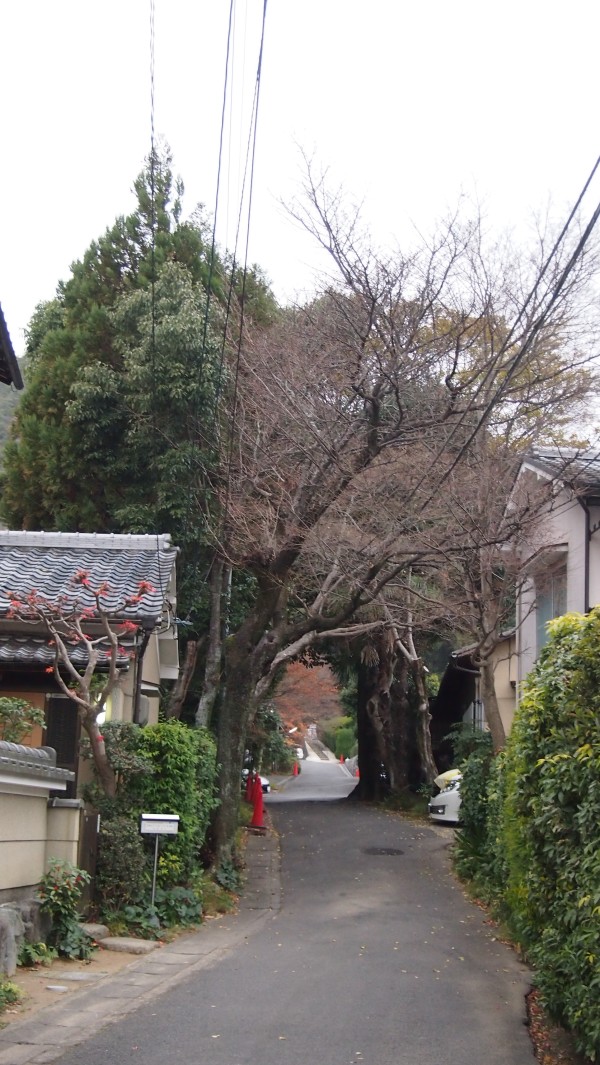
[0,829,280,1065]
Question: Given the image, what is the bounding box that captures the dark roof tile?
[526,446,600,492]
[0,303,24,389]
[0,532,178,625]
[0,634,132,670]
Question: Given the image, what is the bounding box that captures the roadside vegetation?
[453,611,600,1062]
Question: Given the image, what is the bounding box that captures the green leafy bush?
[86,721,219,911]
[38,860,95,960]
[334,727,356,759]
[96,815,149,911]
[0,979,21,1013]
[455,612,600,1060]
[138,721,202,886]
[322,715,356,758]
[450,726,494,883]
[18,941,57,967]
[81,721,153,818]
[0,697,45,743]
[498,611,600,1060]
[154,886,202,926]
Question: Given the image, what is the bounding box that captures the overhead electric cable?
[405,152,600,514]
[222,0,268,522]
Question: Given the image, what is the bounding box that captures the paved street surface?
[5,758,534,1064]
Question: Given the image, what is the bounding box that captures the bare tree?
[200,168,600,861]
[6,573,152,797]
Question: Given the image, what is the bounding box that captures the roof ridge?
[0,531,175,551]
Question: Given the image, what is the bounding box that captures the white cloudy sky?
[1,0,599,357]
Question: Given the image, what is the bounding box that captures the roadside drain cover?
[364,846,404,856]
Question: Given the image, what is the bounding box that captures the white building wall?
[517,487,587,695]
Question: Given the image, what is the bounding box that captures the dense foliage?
[0,147,276,633]
[245,704,295,773]
[455,612,600,1060]
[88,720,218,910]
[137,721,209,886]
[0,697,45,743]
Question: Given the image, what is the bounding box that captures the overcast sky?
[1,0,599,357]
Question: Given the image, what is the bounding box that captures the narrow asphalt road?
[53,759,534,1065]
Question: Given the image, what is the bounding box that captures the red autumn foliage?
[271,662,343,736]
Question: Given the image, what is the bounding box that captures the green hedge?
[92,721,218,900]
[456,611,600,1061]
[137,721,205,887]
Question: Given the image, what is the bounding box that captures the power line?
[407,153,600,513]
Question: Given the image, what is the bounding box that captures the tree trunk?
[82,711,116,798]
[410,659,438,785]
[355,632,397,800]
[196,560,225,727]
[210,658,254,865]
[210,576,287,864]
[167,639,201,719]
[479,656,506,751]
[356,657,386,800]
[388,655,411,791]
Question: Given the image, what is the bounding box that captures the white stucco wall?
[517,482,599,693]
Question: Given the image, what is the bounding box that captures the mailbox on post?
[140,813,180,836]
[140,814,180,904]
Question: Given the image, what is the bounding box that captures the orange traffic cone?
[340,755,345,763]
[354,766,360,777]
[249,773,265,829]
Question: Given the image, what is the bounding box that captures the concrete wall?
[0,742,78,899]
[490,635,517,735]
[46,799,82,867]
[0,791,47,895]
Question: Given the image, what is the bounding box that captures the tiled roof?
[0,634,132,670]
[0,531,178,624]
[526,446,600,492]
[0,303,24,389]
[0,741,75,784]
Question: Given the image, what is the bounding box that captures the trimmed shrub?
[96,815,148,911]
[137,721,202,886]
[456,611,600,1060]
[498,611,600,1060]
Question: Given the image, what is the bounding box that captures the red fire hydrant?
[292,761,299,776]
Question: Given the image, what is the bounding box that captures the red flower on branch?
[73,570,91,586]
[137,581,155,595]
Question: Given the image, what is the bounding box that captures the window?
[536,566,567,654]
[45,696,80,798]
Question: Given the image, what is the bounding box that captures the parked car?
[241,769,271,794]
[428,769,462,824]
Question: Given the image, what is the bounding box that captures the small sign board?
[139,813,180,836]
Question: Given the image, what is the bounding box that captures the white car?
[241,769,271,794]
[428,769,462,824]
